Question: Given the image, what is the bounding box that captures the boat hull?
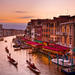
[26,60,40,74]
[27,65,40,73]
[8,60,18,66]
[61,68,75,75]
[7,56,18,66]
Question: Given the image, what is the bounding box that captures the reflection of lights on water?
[32,53,49,65]
[41,56,49,65]
[32,55,38,63]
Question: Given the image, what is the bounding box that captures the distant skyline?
[1,23,27,30]
[0,0,75,23]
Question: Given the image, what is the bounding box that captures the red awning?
[26,41,42,47]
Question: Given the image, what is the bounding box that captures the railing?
[62,32,67,36]
[56,32,63,36]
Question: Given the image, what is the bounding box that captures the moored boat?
[20,45,32,49]
[51,58,73,67]
[26,60,40,73]
[61,67,75,75]
[13,44,20,48]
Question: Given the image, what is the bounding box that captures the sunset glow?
[0,0,75,23]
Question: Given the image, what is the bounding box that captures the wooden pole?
[48,52,51,64]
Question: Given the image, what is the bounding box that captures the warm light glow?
[0,0,75,23]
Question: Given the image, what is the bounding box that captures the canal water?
[0,36,65,75]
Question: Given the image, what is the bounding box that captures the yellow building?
[42,16,70,43]
[60,21,75,49]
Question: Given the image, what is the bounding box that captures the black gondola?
[26,60,40,73]
[7,55,18,66]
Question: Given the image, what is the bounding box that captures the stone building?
[26,15,75,50]
[59,16,75,49]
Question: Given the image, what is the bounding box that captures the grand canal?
[0,36,65,75]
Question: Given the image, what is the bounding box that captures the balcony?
[56,32,63,36]
[56,32,68,37]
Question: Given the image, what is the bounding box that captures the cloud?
[16,16,34,19]
[0,19,8,21]
[15,11,28,13]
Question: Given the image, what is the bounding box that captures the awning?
[26,41,42,47]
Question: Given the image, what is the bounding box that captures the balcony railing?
[56,32,63,36]
[56,32,67,36]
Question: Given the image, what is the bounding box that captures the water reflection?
[0,36,65,75]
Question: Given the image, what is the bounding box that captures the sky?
[0,0,75,23]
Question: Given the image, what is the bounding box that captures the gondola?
[13,44,20,48]
[7,55,18,66]
[14,48,21,51]
[26,60,40,73]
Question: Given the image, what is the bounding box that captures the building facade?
[26,15,75,49]
[0,24,3,37]
[25,19,43,41]
[42,16,70,43]
[59,17,75,49]
[0,24,25,37]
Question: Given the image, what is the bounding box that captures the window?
[51,29,53,35]
[46,34,48,37]
[47,23,48,27]
[70,37,72,44]
[46,29,48,32]
[69,25,71,34]
[65,25,66,32]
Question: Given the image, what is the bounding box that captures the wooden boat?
[26,60,40,73]
[61,67,75,75]
[20,45,32,49]
[13,44,20,48]
[7,55,18,66]
[14,48,21,51]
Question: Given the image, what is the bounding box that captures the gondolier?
[5,47,9,53]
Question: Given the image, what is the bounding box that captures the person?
[7,53,11,59]
[29,58,31,63]
[31,63,36,69]
[5,47,9,53]
[9,53,11,57]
